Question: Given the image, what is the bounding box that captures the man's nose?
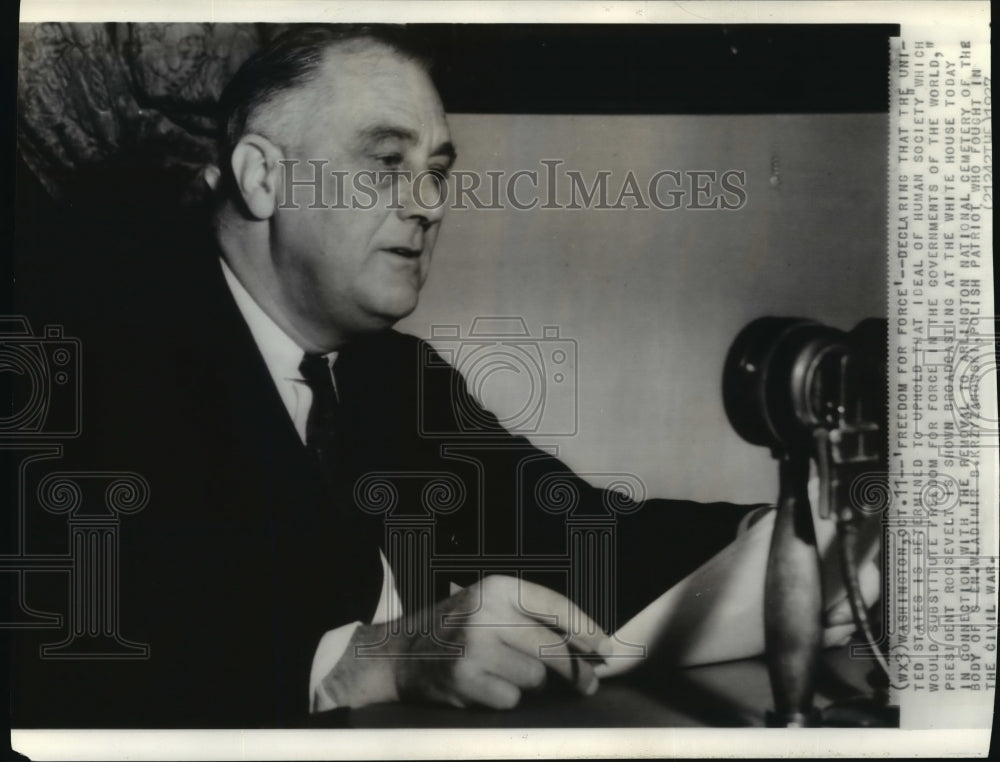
[395,171,446,227]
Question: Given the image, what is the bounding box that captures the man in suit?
[10,24,858,727]
[196,23,760,716]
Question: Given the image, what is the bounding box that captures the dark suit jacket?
[10,220,750,728]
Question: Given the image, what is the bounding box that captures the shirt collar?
[219,258,333,385]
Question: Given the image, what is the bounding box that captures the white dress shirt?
[220,258,401,712]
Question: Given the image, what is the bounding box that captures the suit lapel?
[172,229,385,625]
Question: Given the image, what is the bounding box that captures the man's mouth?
[384,246,422,259]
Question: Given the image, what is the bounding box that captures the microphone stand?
[763,437,898,727]
[764,452,823,727]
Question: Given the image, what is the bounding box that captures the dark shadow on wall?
[15,148,214,334]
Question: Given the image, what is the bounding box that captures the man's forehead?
[260,40,451,159]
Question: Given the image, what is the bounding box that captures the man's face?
[268,44,454,349]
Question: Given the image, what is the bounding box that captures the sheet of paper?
[596,489,882,678]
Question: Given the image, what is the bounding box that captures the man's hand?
[321,575,607,710]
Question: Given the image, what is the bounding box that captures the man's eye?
[375,153,404,169]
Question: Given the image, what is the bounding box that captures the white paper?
[597,484,882,677]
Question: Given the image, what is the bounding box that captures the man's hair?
[216,24,432,193]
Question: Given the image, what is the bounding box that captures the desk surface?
[342,647,882,728]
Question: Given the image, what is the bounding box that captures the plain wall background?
[399,113,887,505]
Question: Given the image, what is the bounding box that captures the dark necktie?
[296,352,384,656]
[299,352,342,469]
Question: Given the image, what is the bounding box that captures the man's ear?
[229,134,285,220]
